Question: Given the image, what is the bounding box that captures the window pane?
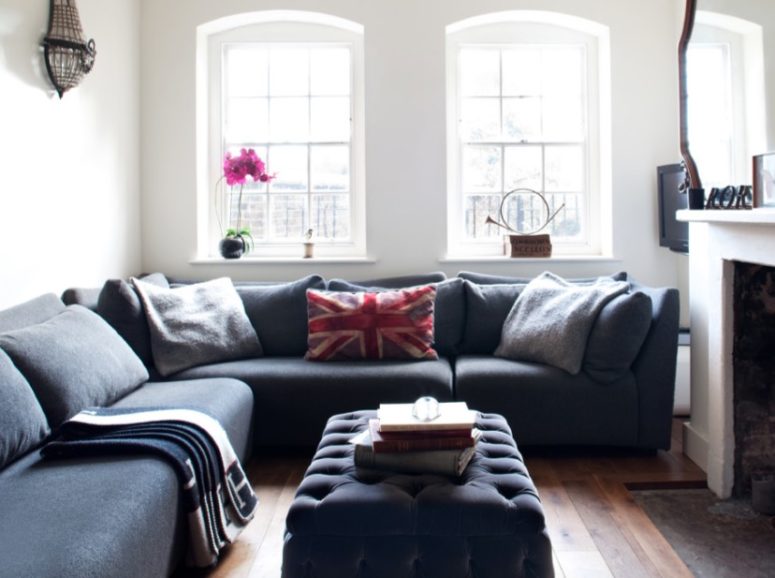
[226,97,268,143]
[311,145,349,192]
[464,194,502,238]
[545,145,584,192]
[503,97,541,142]
[269,194,307,239]
[269,47,309,96]
[268,145,308,192]
[463,146,502,193]
[311,47,350,95]
[504,146,542,190]
[546,193,583,239]
[226,46,268,96]
[502,47,541,96]
[310,194,350,239]
[228,192,267,238]
[460,98,500,142]
[269,97,309,142]
[310,97,350,142]
[542,47,583,96]
[543,96,584,142]
[460,48,500,96]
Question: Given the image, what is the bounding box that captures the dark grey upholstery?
[458,270,627,284]
[0,293,65,333]
[96,272,169,365]
[0,349,49,469]
[325,277,466,356]
[236,275,326,356]
[455,356,639,447]
[61,287,101,310]
[328,272,447,288]
[282,411,553,578]
[0,306,149,427]
[176,357,454,448]
[460,281,525,354]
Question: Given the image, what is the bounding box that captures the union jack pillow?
[305,286,438,361]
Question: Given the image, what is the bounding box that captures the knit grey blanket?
[494,272,629,374]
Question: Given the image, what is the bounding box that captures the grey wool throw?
[494,272,629,374]
[42,407,258,568]
[132,277,262,376]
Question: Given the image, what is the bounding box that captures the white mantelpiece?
[677,208,775,497]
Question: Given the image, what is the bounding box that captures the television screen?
[657,163,689,253]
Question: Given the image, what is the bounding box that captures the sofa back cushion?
[0,305,149,427]
[0,293,65,333]
[96,273,170,366]
[583,291,653,383]
[0,349,50,468]
[327,272,447,289]
[458,271,627,285]
[460,281,526,354]
[236,275,326,356]
[326,277,465,356]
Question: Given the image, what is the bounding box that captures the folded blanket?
[42,407,258,568]
[495,272,629,374]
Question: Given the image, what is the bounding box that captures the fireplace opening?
[733,261,775,498]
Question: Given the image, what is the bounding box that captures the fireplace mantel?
[677,209,775,497]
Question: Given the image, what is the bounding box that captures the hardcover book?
[377,401,476,432]
[369,419,480,453]
[350,429,476,477]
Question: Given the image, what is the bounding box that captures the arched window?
[688,12,765,189]
[446,12,611,257]
[196,11,365,258]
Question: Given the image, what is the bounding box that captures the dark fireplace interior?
[733,261,775,497]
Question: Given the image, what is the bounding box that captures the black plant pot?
[219,237,245,259]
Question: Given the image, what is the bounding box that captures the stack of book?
[350,401,479,477]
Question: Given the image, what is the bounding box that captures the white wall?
[141,0,686,293]
[0,0,141,309]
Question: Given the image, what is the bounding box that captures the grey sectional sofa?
[0,270,679,577]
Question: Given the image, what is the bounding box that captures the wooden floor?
[201,419,706,578]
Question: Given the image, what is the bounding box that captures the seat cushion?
[0,450,183,578]
[176,358,454,448]
[454,355,638,446]
[0,306,149,427]
[0,349,49,469]
[112,378,254,462]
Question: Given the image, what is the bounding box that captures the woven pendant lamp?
[42,0,96,98]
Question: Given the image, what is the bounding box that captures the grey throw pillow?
[97,272,169,365]
[0,305,149,427]
[236,275,326,356]
[0,349,50,468]
[325,277,465,357]
[583,291,653,383]
[494,272,629,374]
[133,277,262,376]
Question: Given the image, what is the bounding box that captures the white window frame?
[445,12,611,258]
[196,11,366,259]
[689,12,766,189]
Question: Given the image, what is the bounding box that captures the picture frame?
[753,152,775,208]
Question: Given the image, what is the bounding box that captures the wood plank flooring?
[199,419,705,578]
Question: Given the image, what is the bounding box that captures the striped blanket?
[41,407,258,568]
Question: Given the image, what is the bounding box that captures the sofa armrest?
[631,285,680,450]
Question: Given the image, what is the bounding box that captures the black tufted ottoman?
[282,411,553,578]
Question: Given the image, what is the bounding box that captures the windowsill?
[440,254,620,264]
[190,256,377,265]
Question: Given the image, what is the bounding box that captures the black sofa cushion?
[326,277,466,357]
[96,272,169,365]
[583,291,653,383]
[236,275,326,356]
[0,349,49,469]
[460,281,526,354]
[0,306,149,427]
[175,357,454,448]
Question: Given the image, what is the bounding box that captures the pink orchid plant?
[219,148,274,252]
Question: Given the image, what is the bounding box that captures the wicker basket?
[508,234,552,258]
